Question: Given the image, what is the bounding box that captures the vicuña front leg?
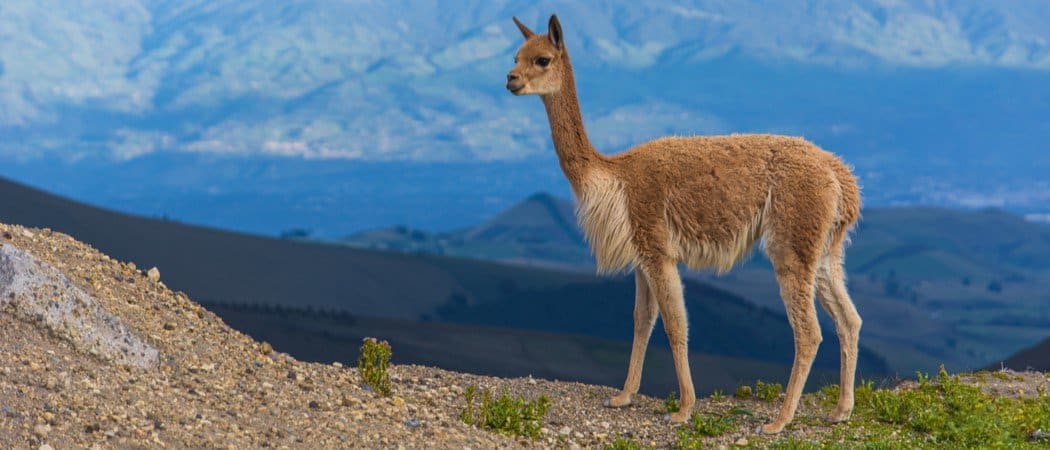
[606,271,658,408]
[760,268,822,434]
[645,260,695,423]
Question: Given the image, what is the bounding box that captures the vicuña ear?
[512,16,535,39]
[548,14,563,50]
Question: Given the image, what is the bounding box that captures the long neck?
[540,56,602,192]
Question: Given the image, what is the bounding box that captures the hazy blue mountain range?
[0,1,1047,225]
[341,192,1050,374]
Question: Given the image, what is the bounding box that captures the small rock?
[1031,428,1049,441]
[308,401,320,409]
[33,424,50,437]
[147,267,160,283]
[332,361,343,368]
[404,418,421,428]
[163,322,175,331]
[38,445,53,450]
[558,426,571,436]
[735,437,748,446]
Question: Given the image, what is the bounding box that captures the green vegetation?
[675,412,735,449]
[710,389,725,401]
[604,435,644,450]
[357,337,392,397]
[664,392,680,413]
[804,367,1050,448]
[735,385,753,399]
[755,380,784,402]
[459,386,551,439]
[767,437,823,450]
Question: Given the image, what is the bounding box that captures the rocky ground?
[1,222,1047,449]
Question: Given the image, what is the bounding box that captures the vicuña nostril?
[507,74,519,82]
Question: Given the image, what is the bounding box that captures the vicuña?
[506,15,863,434]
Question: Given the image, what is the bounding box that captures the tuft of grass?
[710,390,726,402]
[735,385,753,400]
[819,384,841,407]
[357,337,392,397]
[604,435,644,450]
[459,386,550,439]
[756,380,783,402]
[767,437,823,450]
[676,411,735,449]
[664,392,680,413]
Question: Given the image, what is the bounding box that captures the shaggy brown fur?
[506,15,863,433]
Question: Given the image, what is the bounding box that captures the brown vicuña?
[506,15,863,434]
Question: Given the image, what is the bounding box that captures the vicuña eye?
[535,57,551,67]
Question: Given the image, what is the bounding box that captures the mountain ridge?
[2,1,1048,163]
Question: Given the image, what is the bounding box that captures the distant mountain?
[992,336,1050,372]
[1,0,1047,164]
[342,192,1050,374]
[343,192,589,267]
[0,175,890,392]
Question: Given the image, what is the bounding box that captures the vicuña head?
[506,15,566,96]
[506,15,865,435]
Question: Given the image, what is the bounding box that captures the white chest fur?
[575,171,637,274]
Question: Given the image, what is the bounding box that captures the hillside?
[0,176,892,393]
[996,337,1050,372]
[344,193,1050,374]
[1,222,1047,448]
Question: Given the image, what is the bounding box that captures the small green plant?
[604,435,643,450]
[756,380,784,402]
[460,386,550,439]
[819,384,841,407]
[460,385,477,425]
[357,337,392,396]
[710,390,725,402]
[767,437,822,450]
[734,385,752,399]
[664,392,680,413]
[676,411,735,448]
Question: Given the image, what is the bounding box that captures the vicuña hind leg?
[643,260,695,423]
[815,247,862,423]
[605,270,658,408]
[761,255,822,434]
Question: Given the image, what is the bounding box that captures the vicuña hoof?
[665,410,691,423]
[603,393,632,408]
[826,408,852,424]
[757,422,786,435]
